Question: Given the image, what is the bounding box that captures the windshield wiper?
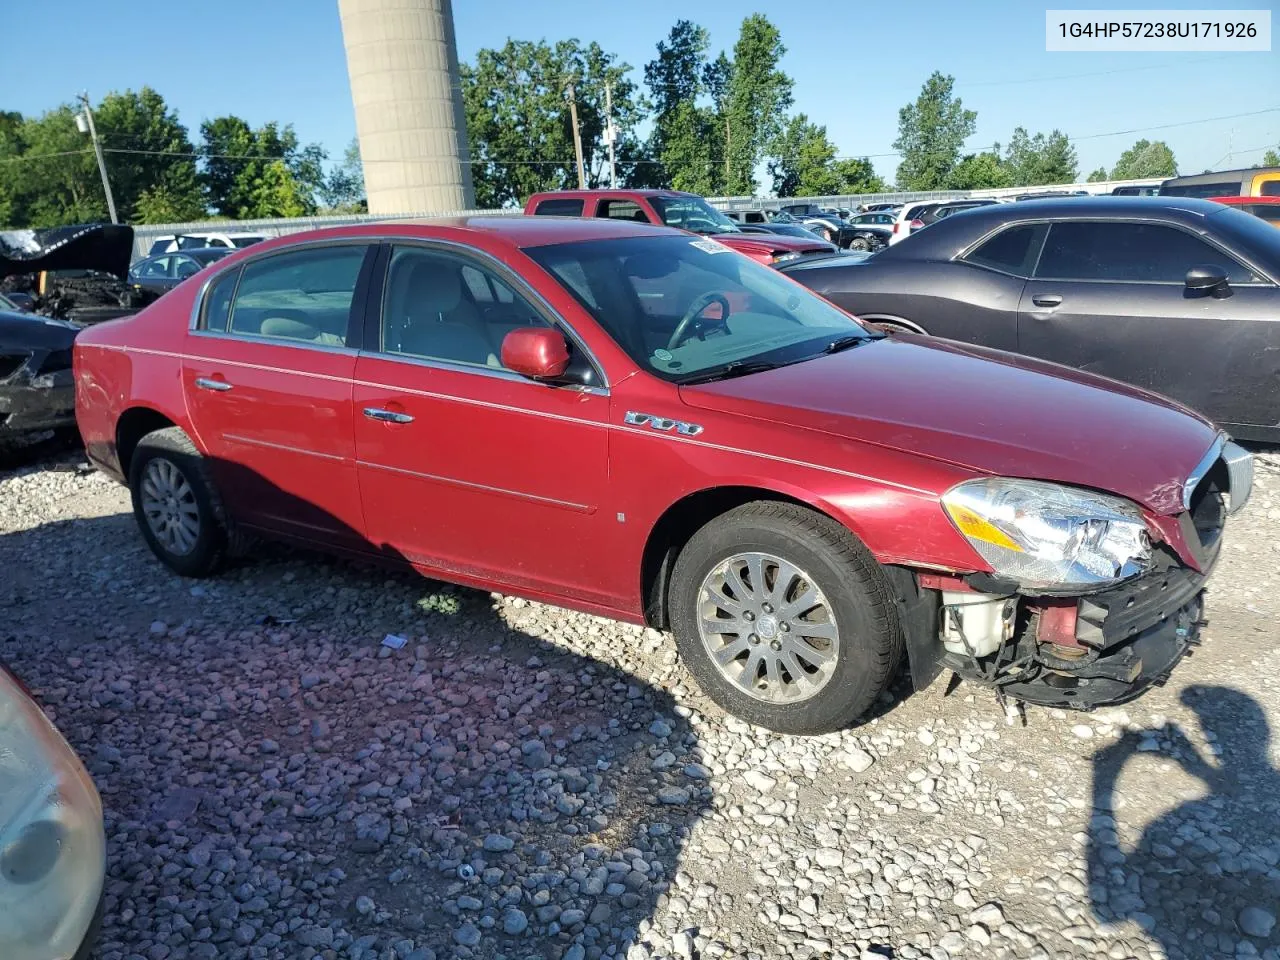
[822,334,875,354]
[677,359,782,385]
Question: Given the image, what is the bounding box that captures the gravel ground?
[2,446,1279,960]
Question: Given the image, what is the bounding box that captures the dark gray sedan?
[128,247,232,296]
[781,197,1280,441]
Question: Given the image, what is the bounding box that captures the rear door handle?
[194,377,232,392]
[1031,294,1063,308]
[363,407,415,424]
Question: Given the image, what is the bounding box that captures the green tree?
[1087,166,1109,182]
[199,118,325,218]
[723,14,793,194]
[768,115,886,197]
[1001,127,1077,186]
[947,151,1010,190]
[643,20,719,192]
[892,72,976,190]
[461,38,645,207]
[1261,148,1279,166]
[1110,139,1177,179]
[6,105,104,226]
[94,87,203,222]
[0,111,25,226]
[321,137,366,212]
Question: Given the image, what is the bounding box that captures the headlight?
[942,478,1151,591]
[772,252,802,263]
[0,666,104,960]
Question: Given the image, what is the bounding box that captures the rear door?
[182,242,376,549]
[1017,219,1280,429]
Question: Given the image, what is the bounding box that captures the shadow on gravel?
[0,486,712,959]
[1088,685,1280,958]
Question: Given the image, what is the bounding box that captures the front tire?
[129,427,230,577]
[848,236,870,251]
[669,502,903,734]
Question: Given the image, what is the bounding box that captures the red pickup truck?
[524,189,833,265]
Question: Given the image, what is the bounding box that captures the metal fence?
[128,177,1166,260]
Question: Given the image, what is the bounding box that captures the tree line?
[3,13,1268,229]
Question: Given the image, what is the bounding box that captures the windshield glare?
[528,235,868,382]
[651,197,741,235]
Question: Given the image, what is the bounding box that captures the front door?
[182,242,373,550]
[352,243,615,606]
[1017,219,1280,430]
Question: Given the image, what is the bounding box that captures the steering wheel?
[667,292,732,351]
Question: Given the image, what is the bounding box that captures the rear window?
[1262,181,1280,198]
[963,224,1045,276]
[533,198,585,217]
[1160,180,1239,198]
[598,200,650,222]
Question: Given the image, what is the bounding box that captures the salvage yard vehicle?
[128,247,235,296]
[145,232,268,256]
[74,216,1252,734]
[782,196,1280,442]
[0,307,78,450]
[1160,165,1280,199]
[524,189,832,264]
[0,660,105,959]
[1210,195,1280,227]
[1,224,159,325]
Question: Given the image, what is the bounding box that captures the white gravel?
[2,447,1279,960]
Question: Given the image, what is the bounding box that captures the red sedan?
[74,217,1252,734]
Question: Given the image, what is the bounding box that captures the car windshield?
[527,235,871,383]
[190,249,233,265]
[650,197,741,235]
[1212,206,1280,273]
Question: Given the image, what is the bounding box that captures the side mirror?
[501,327,571,380]
[1185,264,1229,296]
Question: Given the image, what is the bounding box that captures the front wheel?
[669,502,903,734]
[848,236,870,251]
[129,427,231,577]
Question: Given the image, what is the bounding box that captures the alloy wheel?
[140,457,201,556]
[697,551,840,703]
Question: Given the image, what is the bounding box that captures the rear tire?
[129,427,230,577]
[669,501,903,734]
[848,236,870,251]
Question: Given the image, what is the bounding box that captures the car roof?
[264,215,689,251]
[528,188,697,200]
[1162,167,1277,186]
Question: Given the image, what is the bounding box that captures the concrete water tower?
[338,0,476,214]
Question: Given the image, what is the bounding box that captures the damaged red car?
[73,217,1253,734]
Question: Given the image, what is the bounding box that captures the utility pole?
[76,92,118,224]
[604,79,618,189]
[565,81,586,190]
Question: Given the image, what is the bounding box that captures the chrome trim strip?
[356,460,594,514]
[189,329,359,356]
[351,377,610,429]
[613,423,935,496]
[356,349,609,396]
[222,433,348,462]
[1183,434,1226,511]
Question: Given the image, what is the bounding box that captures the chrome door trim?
[193,377,232,392]
[356,349,608,396]
[356,459,594,514]
[222,433,348,462]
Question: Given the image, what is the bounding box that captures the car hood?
[714,233,833,256]
[0,223,134,280]
[0,309,80,349]
[678,334,1219,516]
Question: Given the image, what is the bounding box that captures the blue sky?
[4,0,1277,187]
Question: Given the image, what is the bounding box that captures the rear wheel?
[129,427,231,577]
[848,236,870,251]
[669,502,903,734]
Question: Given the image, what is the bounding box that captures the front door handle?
[363,407,415,424]
[1031,294,1063,308]
[194,377,232,392]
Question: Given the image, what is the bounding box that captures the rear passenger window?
[226,246,366,345]
[963,225,1044,276]
[533,198,585,217]
[598,200,650,222]
[1261,181,1280,197]
[201,269,239,332]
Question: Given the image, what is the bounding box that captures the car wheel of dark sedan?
[848,236,870,251]
[669,501,903,735]
[129,427,231,577]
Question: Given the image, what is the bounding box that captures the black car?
[0,308,79,448]
[128,247,232,295]
[781,197,1280,441]
[843,212,898,250]
[739,222,836,248]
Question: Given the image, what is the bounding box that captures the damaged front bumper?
[0,367,76,436]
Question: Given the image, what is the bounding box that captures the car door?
[1017,219,1280,429]
[182,242,376,550]
[352,243,615,605]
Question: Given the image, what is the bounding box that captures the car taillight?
[892,222,900,233]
